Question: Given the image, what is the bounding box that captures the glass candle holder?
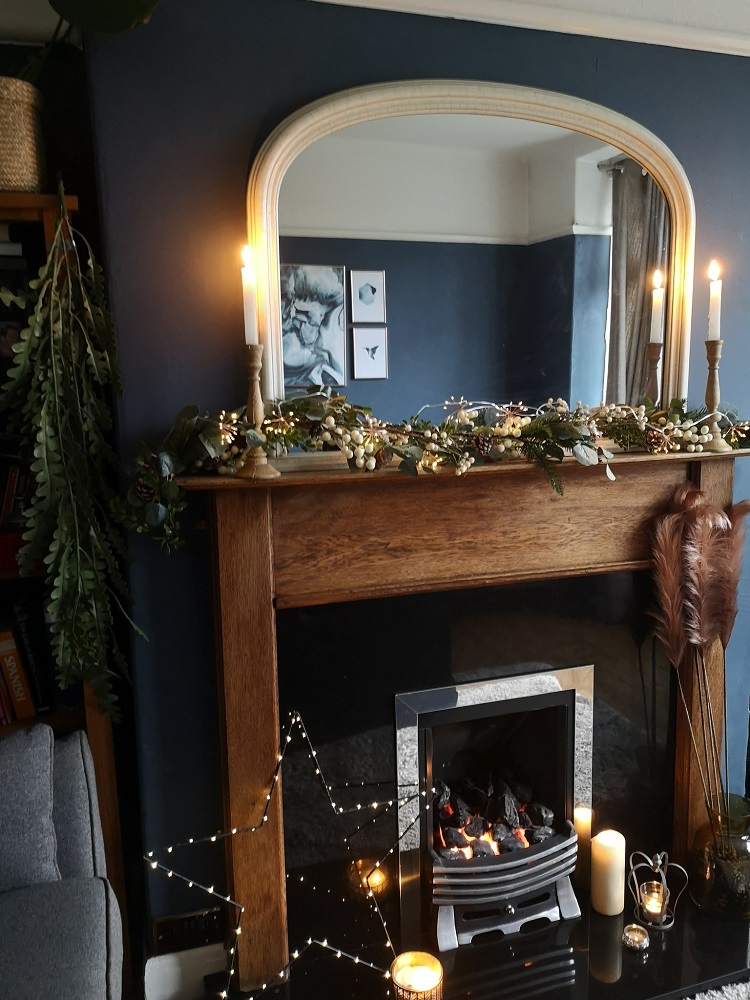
[639,880,669,923]
[390,952,443,1000]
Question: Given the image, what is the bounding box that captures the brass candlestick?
[644,342,662,405]
[703,339,732,452]
[236,343,280,479]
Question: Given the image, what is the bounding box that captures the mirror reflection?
[278,114,670,418]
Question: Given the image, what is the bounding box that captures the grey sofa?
[0,724,122,1000]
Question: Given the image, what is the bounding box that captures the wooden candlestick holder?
[236,343,280,479]
[703,339,732,453]
[644,342,662,405]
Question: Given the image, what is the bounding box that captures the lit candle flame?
[708,259,721,282]
[653,269,663,290]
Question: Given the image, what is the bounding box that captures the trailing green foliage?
[121,390,750,553]
[0,189,141,717]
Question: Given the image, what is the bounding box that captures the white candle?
[649,269,665,344]
[573,805,592,887]
[590,829,625,916]
[241,245,258,346]
[574,805,592,850]
[708,259,722,341]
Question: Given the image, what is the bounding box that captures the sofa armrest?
[53,730,107,879]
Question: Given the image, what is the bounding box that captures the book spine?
[11,600,52,713]
[0,674,11,725]
[0,630,36,720]
[1,465,19,523]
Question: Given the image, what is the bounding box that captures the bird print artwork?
[365,345,379,360]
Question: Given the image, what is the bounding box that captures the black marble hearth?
[203,572,748,998]
[207,883,750,999]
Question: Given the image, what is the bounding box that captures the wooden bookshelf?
[0,192,78,245]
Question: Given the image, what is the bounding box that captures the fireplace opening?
[277,572,674,976]
[430,697,573,861]
[396,668,591,950]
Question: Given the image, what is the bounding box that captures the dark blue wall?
[281,234,610,417]
[280,236,522,416]
[86,0,750,916]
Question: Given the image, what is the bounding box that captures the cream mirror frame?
[247,80,694,405]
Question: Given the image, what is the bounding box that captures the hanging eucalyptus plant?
[0,186,140,717]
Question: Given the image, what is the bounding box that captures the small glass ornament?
[628,851,687,930]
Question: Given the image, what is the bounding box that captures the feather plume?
[717,499,750,648]
[682,503,730,651]
[652,510,688,667]
[668,483,703,514]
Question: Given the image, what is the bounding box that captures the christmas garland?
[113,391,750,551]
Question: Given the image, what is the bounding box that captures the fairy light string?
[144,709,438,997]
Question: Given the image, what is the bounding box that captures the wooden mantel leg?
[672,458,735,862]
[212,489,288,991]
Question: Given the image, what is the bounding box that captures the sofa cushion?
[54,730,107,879]
[0,724,60,892]
[0,876,122,1000]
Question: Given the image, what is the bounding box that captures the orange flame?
[514,828,529,848]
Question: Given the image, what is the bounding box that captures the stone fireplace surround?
[185,451,739,992]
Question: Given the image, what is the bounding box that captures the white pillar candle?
[573,805,592,888]
[574,805,592,850]
[591,829,626,916]
[241,245,259,346]
[649,270,665,344]
[708,259,722,341]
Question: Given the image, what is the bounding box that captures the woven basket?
[0,77,45,192]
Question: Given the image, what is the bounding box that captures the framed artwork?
[353,327,388,380]
[350,269,386,324]
[280,264,346,390]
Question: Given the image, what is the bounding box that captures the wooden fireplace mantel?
[187,451,742,991]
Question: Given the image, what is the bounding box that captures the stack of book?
[0,593,70,726]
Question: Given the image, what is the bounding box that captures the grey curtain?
[606,159,670,404]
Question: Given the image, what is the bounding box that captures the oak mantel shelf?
[204,448,743,991]
[179,446,750,492]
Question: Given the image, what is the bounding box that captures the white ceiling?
[4,0,750,53]
[309,0,750,56]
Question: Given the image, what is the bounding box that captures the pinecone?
[473,433,493,457]
[374,447,393,469]
[645,428,667,452]
[134,477,154,501]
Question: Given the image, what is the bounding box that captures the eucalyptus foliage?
[120,388,750,555]
[0,190,140,717]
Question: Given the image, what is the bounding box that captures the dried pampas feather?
[652,510,688,668]
[717,499,750,648]
[682,504,731,652]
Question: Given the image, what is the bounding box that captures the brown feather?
[668,483,703,514]
[717,499,750,648]
[652,510,688,667]
[682,503,730,651]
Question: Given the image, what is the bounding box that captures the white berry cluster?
[657,417,712,453]
[596,402,648,432]
[317,414,390,470]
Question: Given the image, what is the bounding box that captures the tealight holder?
[390,951,443,1000]
[628,851,687,931]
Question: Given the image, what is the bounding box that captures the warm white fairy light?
[145,709,439,997]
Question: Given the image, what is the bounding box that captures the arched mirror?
[248,81,694,411]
